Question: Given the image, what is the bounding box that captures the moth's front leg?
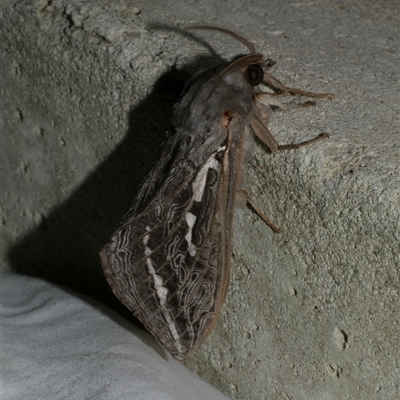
[237,189,280,233]
[285,86,333,99]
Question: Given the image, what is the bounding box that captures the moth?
[100,26,332,360]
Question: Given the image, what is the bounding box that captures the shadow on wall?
[7,54,222,316]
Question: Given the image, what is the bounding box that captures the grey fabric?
[1,274,230,400]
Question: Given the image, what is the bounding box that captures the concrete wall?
[2,0,399,399]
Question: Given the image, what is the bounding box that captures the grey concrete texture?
[1,0,399,399]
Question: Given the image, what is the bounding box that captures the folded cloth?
[1,273,231,400]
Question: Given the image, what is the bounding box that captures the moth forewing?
[100,27,331,361]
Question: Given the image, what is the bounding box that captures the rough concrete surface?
[1,0,399,399]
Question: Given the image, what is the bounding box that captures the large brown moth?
[100,27,332,360]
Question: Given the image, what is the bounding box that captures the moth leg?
[283,100,318,109]
[255,92,317,111]
[250,112,280,153]
[278,133,329,151]
[252,95,330,151]
[263,71,289,95]
[238,190,280,233]
[250,110,329,152]
[286,87,333,99]
[263,72,333,99]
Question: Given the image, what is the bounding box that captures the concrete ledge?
[2,0,399,399]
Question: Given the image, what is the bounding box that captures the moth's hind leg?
[237,190,280,233]
[278,133,329,151]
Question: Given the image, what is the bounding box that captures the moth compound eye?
[246,64,264,86]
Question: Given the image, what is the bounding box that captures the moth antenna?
[186,25,256,54]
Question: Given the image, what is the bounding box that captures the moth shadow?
[7,54,222,321]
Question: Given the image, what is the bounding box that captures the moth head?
[217,53,265,87]
[187,26,266,87]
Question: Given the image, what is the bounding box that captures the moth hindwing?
[100,27,332,360]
